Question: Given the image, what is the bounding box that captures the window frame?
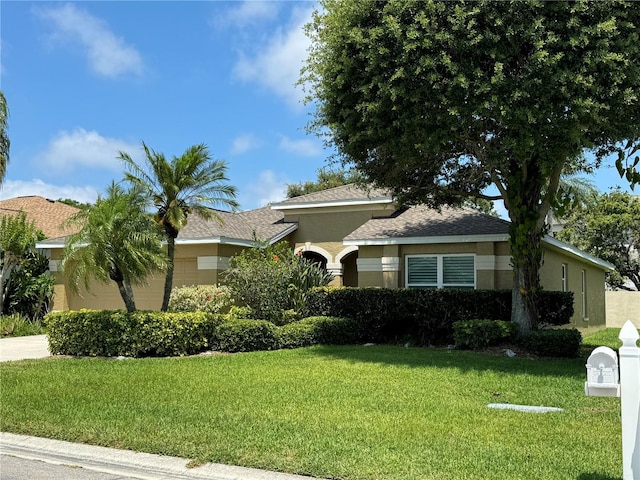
[561,263,568,292]
[405,254,476,289]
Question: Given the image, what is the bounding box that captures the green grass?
[583,328,625,351]
[0,345,622,480]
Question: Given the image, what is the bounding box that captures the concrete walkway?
[0,336,320,480]
[0,334,50,362]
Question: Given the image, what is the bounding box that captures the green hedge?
[45,310,359,357]
[304,287,574,345]
[523,328,583,358]
[46,310,224,357]
[453,319,517,350]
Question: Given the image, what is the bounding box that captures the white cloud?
[215,1,280,28]
[0,179,98,204]
[233,7,313,109]
[241,170,288,209]
[279,136,321,157]
[231,133,261,155]
[35,128,140,173]
[36,3,144,78]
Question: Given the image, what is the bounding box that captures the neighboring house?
[36,185,614,328]
[0,196,80,239]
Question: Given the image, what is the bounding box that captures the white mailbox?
[585,346,621,397]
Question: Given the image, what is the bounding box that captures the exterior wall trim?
[357,257,400,272]
[197,256,230,270]
[476,255,512,271]
[345,234,510,247]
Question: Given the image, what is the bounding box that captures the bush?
[523,328,582,358]
[45,310,223,357]
[168,285,233,314]
[212,319,279,353]
[453,319,517,350]
[222,241,333,324]
[278,316,359,349]
[304,287,574,345]
[0,313,45,337]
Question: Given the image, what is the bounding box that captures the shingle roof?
[0,196,80,239]
[271,184,391,209]
[344,205,510,243]
[178,207,296,244]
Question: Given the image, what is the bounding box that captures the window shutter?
[443,256,474,285]
[407,257,437,285]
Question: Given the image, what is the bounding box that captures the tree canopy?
[62,183,167,312]
[120,142,239,311]
[303,0,640,333]
[287,168,364,198]
[557,191,640,291]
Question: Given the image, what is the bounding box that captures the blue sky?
[0,1,636,213]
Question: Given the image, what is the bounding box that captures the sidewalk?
[0,334,50,362]
[0,336,319,480]
[0,432,316,480]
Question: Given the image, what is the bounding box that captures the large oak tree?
[303,0,640,334]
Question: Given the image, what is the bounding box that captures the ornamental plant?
[222,240,333,324]
[168,285,233,314]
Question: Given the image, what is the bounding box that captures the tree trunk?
[504,160,548,336]
[161,235,176,312]
[116,279,136,313]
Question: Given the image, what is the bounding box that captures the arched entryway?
[336,247,358,287]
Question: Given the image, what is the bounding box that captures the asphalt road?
[0,455,142,480]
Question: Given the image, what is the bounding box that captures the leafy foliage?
[62,183,167,312]
[278,316,360,349]
[0,313,45,337]
[222,241,334,324]
[120,142,238,311]
[212,318,279,353]
[4,250,54,321]
[557,190,640,290]
[303,0,640,334]
[46,310,223,357]
[0,212,44,315]
[453,319,517,350]
[286,167,364,198]
[305,287,574,345]
[168,285,234,314]
[523,328,583,358]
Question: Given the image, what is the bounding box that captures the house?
[0,196,80,239]
[36,185,614,328]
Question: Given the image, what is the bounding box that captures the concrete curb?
[0,432,318,480]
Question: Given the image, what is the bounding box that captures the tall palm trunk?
[116,279,136,313]
[161,235,176,311]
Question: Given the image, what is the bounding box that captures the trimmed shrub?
[278,316,360,349]
[453,319,517,350]
[212,319,279,353]
[304,287,574,345]
[523,328,582,358]
[168,285,233,314]
[45,310,223,357]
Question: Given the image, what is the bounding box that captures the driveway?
[0,335,50,362]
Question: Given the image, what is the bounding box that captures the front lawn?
[0,345,621,480]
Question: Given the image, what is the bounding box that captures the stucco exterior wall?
[606,291,640,328]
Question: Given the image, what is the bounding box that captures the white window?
[561,264,568,292]
[406,255,475,289]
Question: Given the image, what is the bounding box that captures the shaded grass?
[583,328,625,351]
[0,345,622,480]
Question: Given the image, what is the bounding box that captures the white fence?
[586,321,640,479]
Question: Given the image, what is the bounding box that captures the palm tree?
[62,183,167,312]
[0,92,10,187]
[119,142,238,311]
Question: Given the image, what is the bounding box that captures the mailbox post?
[586,320,640,480]
[585,346,620,397]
